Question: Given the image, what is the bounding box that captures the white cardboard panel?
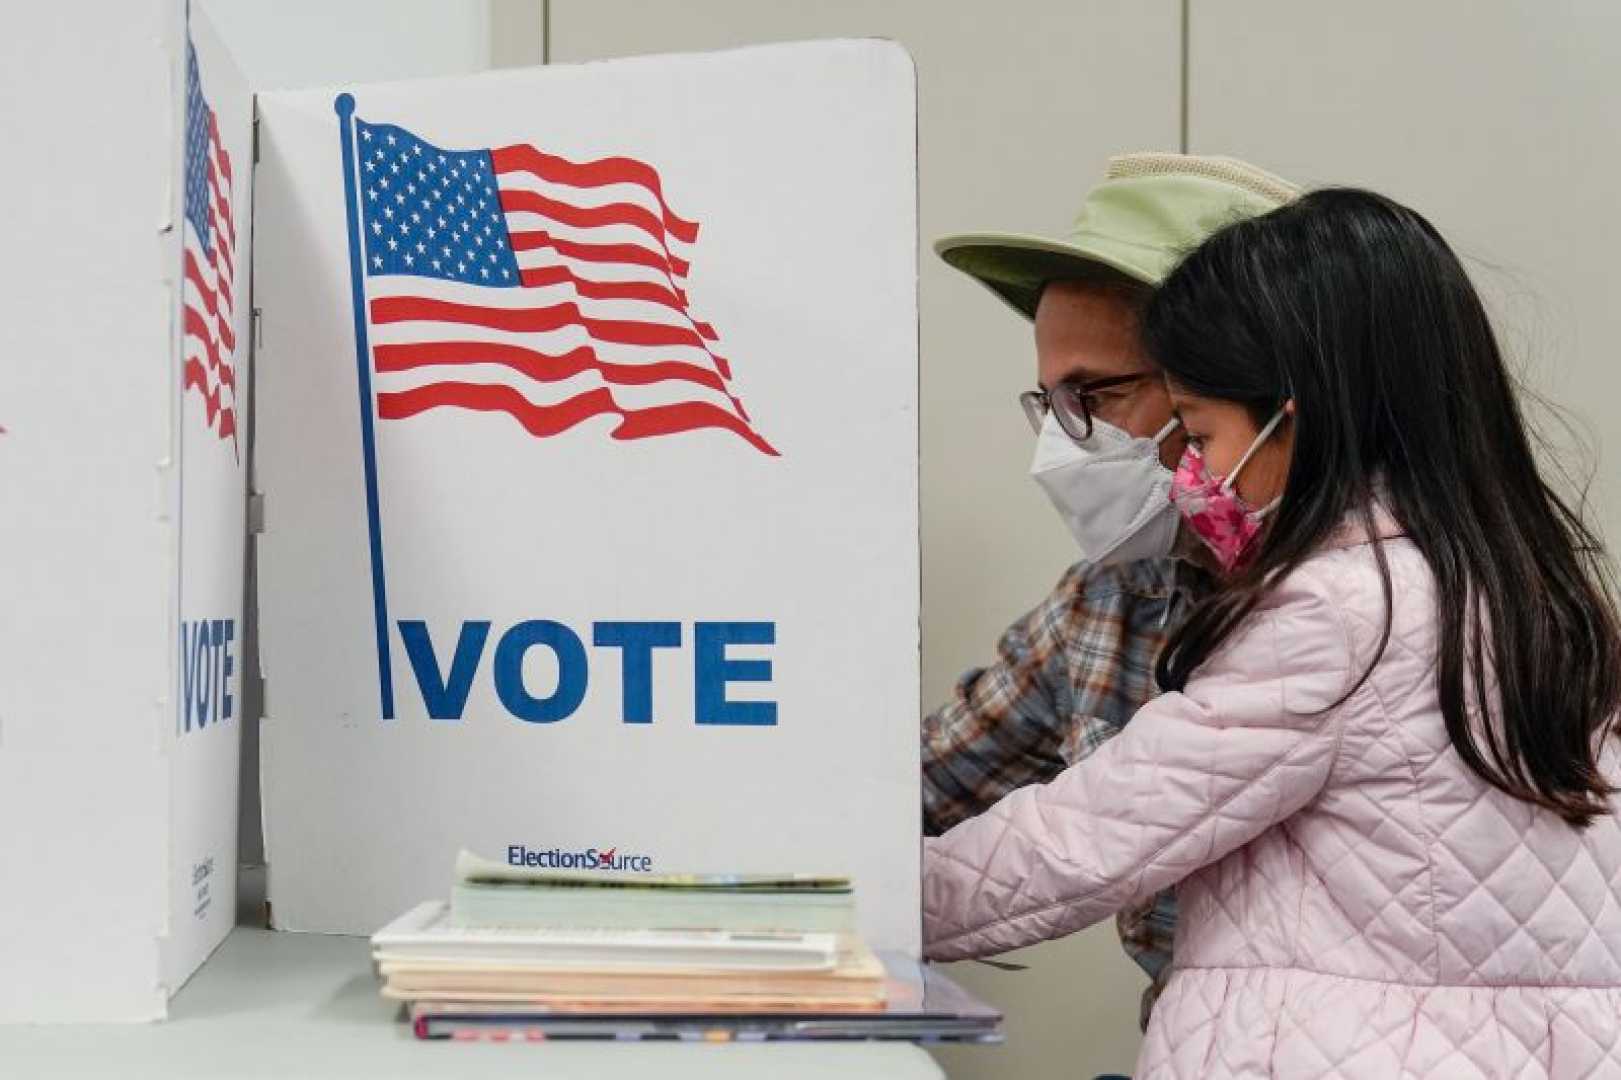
[0,0,248,1020]
[163,3,252,993]
[0,0,176,1023]
[255,41,921,952]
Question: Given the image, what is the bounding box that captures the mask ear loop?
[1219,407,1288,493]
[1149,416,1181,445]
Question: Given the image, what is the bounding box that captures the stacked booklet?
[449,850,860,935]
[371,851,1002,1043]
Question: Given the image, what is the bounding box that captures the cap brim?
[934,232,1153,321]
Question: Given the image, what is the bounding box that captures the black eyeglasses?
[1020,372,1153,442]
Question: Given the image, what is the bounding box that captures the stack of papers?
[371,850,1006,1041]
[374,901,887,1012]
[450,850,859,934]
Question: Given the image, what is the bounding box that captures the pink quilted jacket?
[924,519,1621,1078]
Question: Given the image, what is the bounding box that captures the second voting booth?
[4,0,920,1021]
[2,5,254,1021]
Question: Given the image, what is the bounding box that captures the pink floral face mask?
[1170,408,1287,573]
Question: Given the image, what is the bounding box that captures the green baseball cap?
[936,152,1301,319]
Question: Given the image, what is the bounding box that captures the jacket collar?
[1322,501,1405,550]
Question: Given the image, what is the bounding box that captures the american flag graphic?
[181,38,238,454]
[350,116,777,456]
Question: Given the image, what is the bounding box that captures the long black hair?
[1143,188,1621,826]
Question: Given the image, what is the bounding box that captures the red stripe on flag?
[509,229,691,280]
[208,111,233,185]
[380,382,616,436]
[490,144,699,244]
[373,341,729,395]
[216,270,234,315]
[500,189,691,256]
[184,357,238,439]
[187,250,236,351]
[377,382,777,456]
[586,313,711,349]
[613,400,775,454]
[183,307,237,388]
[370,296,714,353]
[209,211,235,279]
[209,175,236,250]
[183,249,221,317]
[516,265,718,341]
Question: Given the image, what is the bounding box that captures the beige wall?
[1190,0,1621,551]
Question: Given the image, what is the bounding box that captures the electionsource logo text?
[508,844,653,872]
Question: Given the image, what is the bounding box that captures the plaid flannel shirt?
[922,555,1212,1029]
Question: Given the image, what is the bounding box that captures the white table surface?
[1,885,950,1079]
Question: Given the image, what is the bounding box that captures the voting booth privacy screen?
[1,2,250,1020]
[4,16,918,1021]
[253,43,921,952]
[169,5,254,1003]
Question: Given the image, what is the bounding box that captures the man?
[921,153,1299,1027]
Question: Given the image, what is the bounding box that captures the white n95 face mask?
[1030,412,1182,566]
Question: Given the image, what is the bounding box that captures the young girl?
[923,189,1621,1077]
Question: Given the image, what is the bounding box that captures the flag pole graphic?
[335,92,395,719]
